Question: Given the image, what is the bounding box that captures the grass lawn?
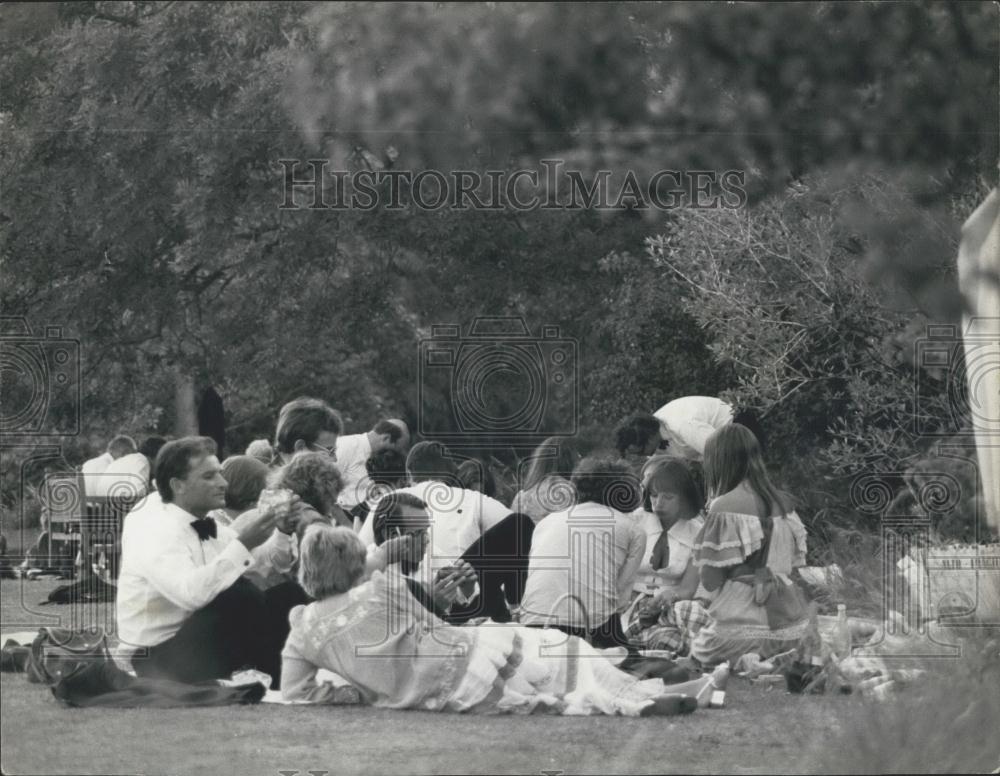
[0,577,979,776]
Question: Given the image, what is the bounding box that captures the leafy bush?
[645,172,994,543]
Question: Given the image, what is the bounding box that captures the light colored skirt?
[689,579,808,666]
[446,623,672,716]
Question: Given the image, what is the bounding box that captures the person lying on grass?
[280,520,714,715]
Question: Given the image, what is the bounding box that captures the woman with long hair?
[687,424,809,666]
[509,437,580,523]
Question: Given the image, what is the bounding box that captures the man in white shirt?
[518,456,646,647]
[615,397,738,462]
[336,418,411,509]
[653,396,735,460]
[117,436,293,685]
[81,451,113,477]
[81,435,137,496]
[89,451,150,500]
[358,441,534,622]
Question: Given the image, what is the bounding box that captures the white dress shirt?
[335,433,373,509]
[358,481,510,574]
[82,452,114,476]
[227,508,300,590]
[126,489,162,519]
[518,502,646,631]
[653,396,734,460]
[116,500,254,649]
[87,452,150,499]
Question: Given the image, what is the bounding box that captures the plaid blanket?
[623,595,712,655]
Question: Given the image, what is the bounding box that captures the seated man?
[116,436,300,686]
[336,418,410,510]
[652,396,735,461]
[616,397,755,463]
[615,414,664,461]
[518,456,646,648]
[81,434,131,478]
[358,441,534,623]
[272,397,344,466]
[370,492,478,617]
[84,435,144,499]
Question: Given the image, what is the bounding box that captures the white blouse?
[627,508,704,597]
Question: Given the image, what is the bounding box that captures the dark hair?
[221,455,269,511]
[138,437,168,482]
[372,419,404,443]
[641,457,704,515]
[372,492,429,546]
[456,459,497,498]
[365,448,409,489]
[614,414,661,456]
[732,407,767,455]
[155,437,218,503]
[571,455,641,511]
[108,435,137,458]
[406,441,458,484]
[139,436,167,460]
[522,437,579,490]
[274,397,344,454]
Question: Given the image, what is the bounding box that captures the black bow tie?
[190,517,217,541]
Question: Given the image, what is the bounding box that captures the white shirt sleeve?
[477,493,511,533]
[617,523,647,611]
[251,529,297,577]
[358,504,377,547]
[674,418,721,457]
[135,532,253,612]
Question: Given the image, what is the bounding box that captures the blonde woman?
[281,518,710,716]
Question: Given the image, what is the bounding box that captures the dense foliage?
[1,2,996,543]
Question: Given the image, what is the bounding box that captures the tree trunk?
[174,369,198,437]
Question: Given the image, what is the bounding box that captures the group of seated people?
[111,395,810,717]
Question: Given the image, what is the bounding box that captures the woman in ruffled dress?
[281,520,711,716]
[688,424,810,667]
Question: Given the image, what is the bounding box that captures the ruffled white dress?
[688,485,809,666]
[281,570,676,715]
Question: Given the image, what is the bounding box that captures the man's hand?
[269,496,305,535]
[234,506,279,551]
[433,561,477,606]
[431,563,478,609]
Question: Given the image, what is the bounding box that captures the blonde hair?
[297,524,367,598]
